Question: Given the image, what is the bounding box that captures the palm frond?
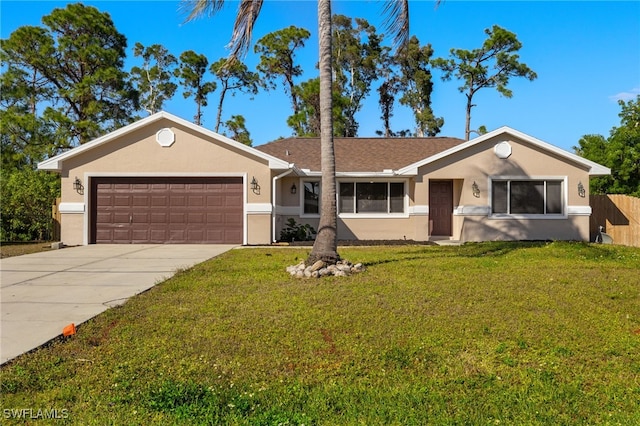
[382,0,410,51]
[180,0,225,23]
[227,0,264,59]
[382,0,441,51]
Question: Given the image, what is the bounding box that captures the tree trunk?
[465,93,472,141]
[307,0,339,265]
[215,85,227,133]
[414,107,424,137]
[286,74,299,115]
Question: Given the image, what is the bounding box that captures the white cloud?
[609,87,640,102]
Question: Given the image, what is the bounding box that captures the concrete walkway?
[0,244,236,364]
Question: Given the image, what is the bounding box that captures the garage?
[38,112,290,246]
[90,177,243,244]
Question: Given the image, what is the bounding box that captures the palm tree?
[182,0,411,265]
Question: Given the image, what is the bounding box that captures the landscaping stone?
[309,260,326,272]
[286,259,365,278]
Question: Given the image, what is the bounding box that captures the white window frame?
[489,176,568,219]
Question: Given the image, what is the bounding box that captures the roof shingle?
[255,137,465,173]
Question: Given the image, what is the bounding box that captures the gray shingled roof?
[255,137,465,173]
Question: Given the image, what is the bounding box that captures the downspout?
[272,166,295,243]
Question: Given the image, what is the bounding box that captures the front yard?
[1,242,639,424]
[0,242,52,258]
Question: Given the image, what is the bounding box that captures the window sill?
[489,214,567,220]
[339,213,409,219]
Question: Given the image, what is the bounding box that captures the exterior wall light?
[291,183,297,194]
[472,181,480,198]
[250,176,260,194]
[578,181,586,198]
[73,177,84,195]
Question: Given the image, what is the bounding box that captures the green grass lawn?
[1,242,639,425]
[0,242,52,258]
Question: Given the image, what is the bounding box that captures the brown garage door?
[91,177,243,244]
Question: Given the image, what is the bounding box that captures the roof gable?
[38,111,291,171]
[255,136,465,174]
[397,126,611,176]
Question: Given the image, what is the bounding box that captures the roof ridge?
[258,136,465,146]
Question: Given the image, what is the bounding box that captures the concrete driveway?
[0,244,236,364]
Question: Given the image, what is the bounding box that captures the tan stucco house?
[38,111,610,245]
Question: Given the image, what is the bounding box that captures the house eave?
[295,170,403,178]
[588,165,611,176]
[336,171,398,178]
[37,158,62,171]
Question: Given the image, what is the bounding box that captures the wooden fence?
[590,194,640,247]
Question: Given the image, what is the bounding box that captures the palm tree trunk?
[307,0,339,265]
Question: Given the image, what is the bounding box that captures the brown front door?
[429,180,453,236]
[91,177,243,244]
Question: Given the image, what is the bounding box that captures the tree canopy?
[174,50,216,126]
[255,26,311,116]
[395,35,443,137]
[285,15,440,138]
[223,114,253,146]
[130,42,178,115]
[210,58,260,133]
[433,25,537,140]
[1,3,137,162]
[575,96,640,196]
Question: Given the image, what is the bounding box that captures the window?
[339,182,405,214]
[357,183,387,213]
[303,181,320,214]
[339,183,354,213]
[492,179,564,215]
[389,182,404,213]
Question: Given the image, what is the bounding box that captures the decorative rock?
[336,264,351,272]
[286,258,365,278]
[286,261,304,274]
[309,260,326,272]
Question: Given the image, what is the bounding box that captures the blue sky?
[2,1,639,152]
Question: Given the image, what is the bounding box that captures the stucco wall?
[58,118,275,245]
[274,134,594,243]
[458,216,589,242]
[417,134,592,242]
[338,217,419,241]
[60,213,84,247]
[274,175,426,242]
[247,214,272,245]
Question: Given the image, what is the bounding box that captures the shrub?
[279,218,316,242]
[0,168,60,241]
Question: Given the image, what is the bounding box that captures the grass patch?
[1,241,639,424]
[0,242,53,258]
